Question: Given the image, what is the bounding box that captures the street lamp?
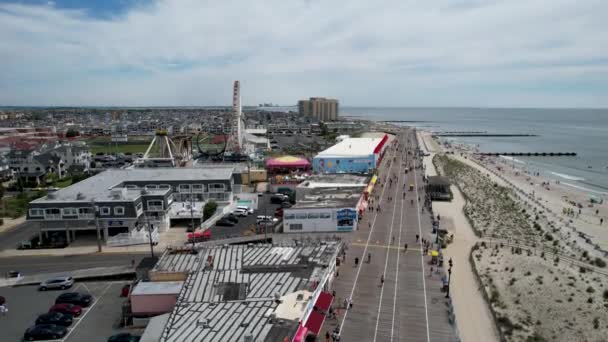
[445,258,453,298]
[90,199,102,253]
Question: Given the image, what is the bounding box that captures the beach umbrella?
[430,250,439,257]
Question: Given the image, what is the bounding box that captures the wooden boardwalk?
[323,129,457,342]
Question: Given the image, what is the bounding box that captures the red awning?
[292,325,308,342]
[315,291,334,312]
[304,310,325,336]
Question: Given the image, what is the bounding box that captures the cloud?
[0,0,607,107]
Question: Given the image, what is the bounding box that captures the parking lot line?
[59,283,112,342]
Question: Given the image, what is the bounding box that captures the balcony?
[147,206,164,212]
[44,214,62,220]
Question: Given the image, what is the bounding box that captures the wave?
[499,155,526,164]
[561,182,608,196]
[550,171,585,181]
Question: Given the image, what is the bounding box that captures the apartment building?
[298,97,339,121]
[27,167,235,243]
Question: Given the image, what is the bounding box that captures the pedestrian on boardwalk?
[392,236,395,244]
[429,267,433,276]
[343,298,348,309]
[380,273,385,285]
[368,253,372,263]
[326,331,331,342]
[416,234,419,242]
[404,243,408,252]
[354,257,359,266]
[0,304,7,316]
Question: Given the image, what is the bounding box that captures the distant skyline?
[1,0,607,108]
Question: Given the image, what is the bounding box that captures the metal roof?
[31,167,234,203]
[157,243,340,342]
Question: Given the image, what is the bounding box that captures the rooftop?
[31,167,234,203]
[297,174,369,189]
[291,191,362,209]
[131,281,184,296]
[155,243,340,342]
[315,137,382,158]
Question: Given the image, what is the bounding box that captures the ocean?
[339,107,608,196]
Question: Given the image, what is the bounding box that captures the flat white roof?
[315,137,382,158]
[131,281,184,296]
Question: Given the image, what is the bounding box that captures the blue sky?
[0,0,607,107]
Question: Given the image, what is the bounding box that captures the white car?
[233,209,248,217]
[237,206,254,214]
[256,215,278,223]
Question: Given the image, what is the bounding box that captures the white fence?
[107,229,159,247]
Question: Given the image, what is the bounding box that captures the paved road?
[0,253,147,277]
[0,221,38,251]
[326,128,456,341]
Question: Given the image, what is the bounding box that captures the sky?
[0,0,607,108]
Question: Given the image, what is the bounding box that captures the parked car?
[237,206,254,214]
[35,312,73,327]
[55,292,93,307]
[108,333,141,342]
[187,230,211,243]
[39,276,74,291]
[224,213,239,223]
[280,201,293,208]
[256,215,278,223]
[49,303,82,317]
[270,194,288,204]
[275,208,284,217]
[24,324,68,341]
[232,209,248,217]
[216,219,236,227]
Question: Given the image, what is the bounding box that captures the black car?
[35,312,73,327]
[55,292,93,307]
[108,333,141,342]
[270,194,288,204]
[280,201,293,208]
[223,214,239,223]
[24,324,68,341]
[215,219,235,227]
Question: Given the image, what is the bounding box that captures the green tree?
[65,128,79,138]
[203,200,218,221]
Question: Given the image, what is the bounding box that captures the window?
[178,184,191,193]
[208,183,226,192]
[147,200,163,211]
[284,214,295,220]
[192,184,204,193]
[126,185,138,190]
[307,212,320,219]
[114,207,125,215]
[166,194,174,205]
[289,223,303,231]
[136,202,143,213]
[29,208,44,217]
[158,184,170,190]
[45,208,60,216]
[62,208,78,216]
[78,208,93,216]
[145,184,158,190]
[295,213,308,219]
[320,212,332,219]
[100,207,111,215]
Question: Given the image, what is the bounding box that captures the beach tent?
[266,156,310,170]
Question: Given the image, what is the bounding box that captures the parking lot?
[208,193,283,240]
[0,280,136,342]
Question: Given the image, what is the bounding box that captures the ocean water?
[341,107,608,196]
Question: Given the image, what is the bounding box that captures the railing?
[44,214,62,220]
[107,230,159,247]
[146,206,164,212]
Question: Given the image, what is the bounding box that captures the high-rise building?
[298,97,339,121]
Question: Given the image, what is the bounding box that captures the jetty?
[434,133,537,137]
[475,152,577,157]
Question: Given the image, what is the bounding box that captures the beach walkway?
[323,129,456,342]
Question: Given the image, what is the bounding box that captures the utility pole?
[145,213,155,258]
[91,199,102,253]
[190,187,196,249]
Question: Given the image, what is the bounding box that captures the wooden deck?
[323,129,457,342]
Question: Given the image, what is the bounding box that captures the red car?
[49,303,82,317]
[187,229,211,243]
[274,208,283,217]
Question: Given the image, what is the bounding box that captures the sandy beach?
[418,129,608,342]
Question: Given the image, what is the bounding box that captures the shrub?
[593,317,600,329]
[587,286,595,293]
[544,233,553,241]
[603,289,608,300]
[203,200,218,221]
[587,297,593,304]
[594,258,606,268]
